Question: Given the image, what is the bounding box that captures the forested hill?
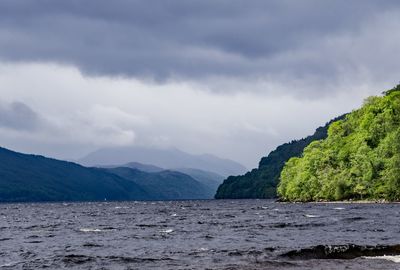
[278,85,400,201]
[215,115,346,199]
[0,147,149,202]
[0,147,217,202]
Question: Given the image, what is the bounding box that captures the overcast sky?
[0,0,400,168]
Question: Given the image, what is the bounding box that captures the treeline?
[279,85,400,201]
[215,115,345,199]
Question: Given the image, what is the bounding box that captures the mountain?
[278,86,400,201]
[172,168,224,192]
[215,115,346,199]
[104,167,215,199]
[78,146,247,177]
[120,162,164,173]
[105,162,224,195]
[0,147,219,202]
[0,147,149,202]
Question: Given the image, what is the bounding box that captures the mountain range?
[0,147,225,202]
[114,163,225,194]
[0,147,148,202]
[78,146,247,177]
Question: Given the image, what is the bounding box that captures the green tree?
[278,86,400,201]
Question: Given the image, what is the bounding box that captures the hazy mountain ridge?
[173,168,224,192]
[108,162,164,173]
[120,163,225,190]
[103,162,225,197]
[78,146,247,177]
[104,167,214,200]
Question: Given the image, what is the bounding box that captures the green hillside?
[0,147,149,202]
[215,115,345,199]
[0,147,217,202]
[278,85,400,201]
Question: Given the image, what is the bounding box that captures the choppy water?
[1,200,400,269]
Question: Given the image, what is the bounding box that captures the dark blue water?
[1,200,400,269]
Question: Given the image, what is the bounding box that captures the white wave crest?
[160,229,174,234]
[304,214,320,218]
[366,255,400,263]
[79,228,103,232]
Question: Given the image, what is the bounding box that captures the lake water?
[0,200,400,269]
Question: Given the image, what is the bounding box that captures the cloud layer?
[0,0,399,94]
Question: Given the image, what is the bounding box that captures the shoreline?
[278,200,400,204]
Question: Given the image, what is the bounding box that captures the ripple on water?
[0,200,399,270]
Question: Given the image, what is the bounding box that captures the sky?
[0,0,400,168]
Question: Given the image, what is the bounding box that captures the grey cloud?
[0,101,42,131]
[0,0,399,90]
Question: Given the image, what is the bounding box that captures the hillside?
[78,146,247,177]
[215,115,345,199]
[105,167,215,199]
[0,147,219,202]
[278,85,400,201]
[0,147,149,202]
[104,162,224,195]
[174,168,224,192]
[119,162,164,173]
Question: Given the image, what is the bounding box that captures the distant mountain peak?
[78,146,247,177]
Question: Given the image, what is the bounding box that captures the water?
[0,200,399,269]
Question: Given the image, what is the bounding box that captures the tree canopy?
[278,86,400,201]
[215,115,345,199]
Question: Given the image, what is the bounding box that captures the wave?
[62,254,174,266]
[159,229,174,234]
[304,214,320,218]
[281,244,400,260]
[79,228,103,232]
[366,255,400,263]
